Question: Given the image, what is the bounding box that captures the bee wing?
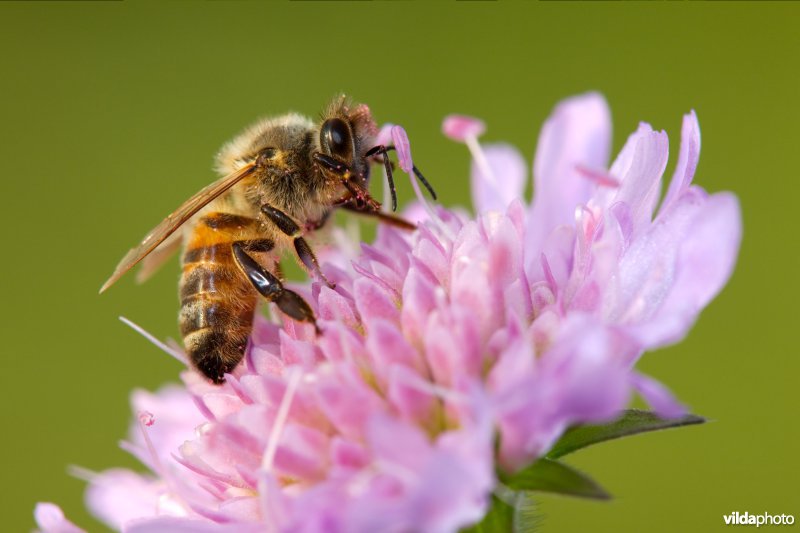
[100,162,257,293]
[135,230,183,285]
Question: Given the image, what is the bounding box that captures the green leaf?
[502,458,611,500]
[547,409,706,459]
[462,492,542,533]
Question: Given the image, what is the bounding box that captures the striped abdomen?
[179,212,273,383]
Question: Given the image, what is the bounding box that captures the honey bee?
[101,97,435,383]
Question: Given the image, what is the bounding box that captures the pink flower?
[37,94,741,532]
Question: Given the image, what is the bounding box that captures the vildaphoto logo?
[723,512,795,527]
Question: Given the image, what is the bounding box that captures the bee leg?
[232,241,317,328]
[261,204,335,289]
[273,260,285,282]
[365,145,438,203]
[312,152,382,211]
[365,145,398,211]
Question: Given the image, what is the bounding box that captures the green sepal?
[547,409,706,460]
[462,491,541,533]
[501,458,611,500]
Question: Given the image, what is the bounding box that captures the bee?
[101,97,435,383]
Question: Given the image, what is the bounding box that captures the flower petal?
[660,110,701,214]
[529,92,612,251]
[611,128,669,236]
[391,125,413,173]
[631,372,687,419]
[126,517,263,533]
[85,469,174,530]
[626,191,742,348]
[471,143,527,214]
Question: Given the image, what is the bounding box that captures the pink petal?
[129,386,204,471]
[424,308,483,386]
[400,267,437,346]
[366,414,429,471]
[390,125,413,173]
[353,277,400,325]
[631,372,687,419]
[85,469,169,530]
[471,143,527,214]
[528,92,612,251]
[496,316,631,470]
[34,503,86,533]
[278,330,320,368]
[387,365,436,427]
[317,286,359,328]
[314,364,386,440]
[414,234,450,287]
[660,110,701,214]
[273,425,330,481]
[611,127,669,236]
[367,318,425,380]
[199,392,244,420]
[401,448,491,532]
[442,114,486,142]
[486,214,524,289]
[330,437,369,471]
[610,187,707,329]
[627,192,742,348]
[126,517,262,533]
[316,321,368,366]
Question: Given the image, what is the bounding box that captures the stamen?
[261,367,302,473]
[442,115,486,141]
[137,409,165,476]
[465,135,499,191]
[375,123,394,147]
[442,114,498,192]
[67,465,97,482]
[575,164,620,188]
[139,410,155,427]
[120,316,187,364]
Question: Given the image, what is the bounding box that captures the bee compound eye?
[321,118,354,161]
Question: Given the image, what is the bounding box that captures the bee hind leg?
[232,241,317,330]
[261,204,335,289]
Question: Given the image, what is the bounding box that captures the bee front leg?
[231,242,317,328]
[365,145,438,207]
[261,204,335,289]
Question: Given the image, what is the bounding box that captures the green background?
[1,2,796,531]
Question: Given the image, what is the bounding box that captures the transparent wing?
[135,230,183,284]
[100,162,256,293]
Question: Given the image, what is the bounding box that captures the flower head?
[37,93,741,533]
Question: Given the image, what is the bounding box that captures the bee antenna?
[411,165,437,201]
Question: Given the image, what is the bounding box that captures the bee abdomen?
[179,258,257,383]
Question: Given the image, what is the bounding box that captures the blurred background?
[1,2,796,531]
